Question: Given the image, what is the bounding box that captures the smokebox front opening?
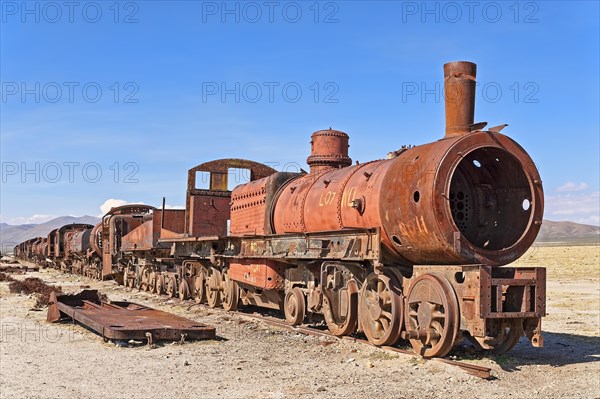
[449,147,532,250]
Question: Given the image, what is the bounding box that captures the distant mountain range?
[0,216,598,254]
[536,220,600,245]
[0,216,100,253]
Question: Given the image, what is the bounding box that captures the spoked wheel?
[405,274,459,358]
[206,268,222,308]
[166,276,177,298]
[194,271,207,304]
[322,279,359,336]
[139,268,149,291]
[135,269,143,291]
[284,287,306,326]
[359,270,404,346]
[149,272,157,294]
[221,270,239,312]
[124,264,135,289]
[489,319,524,355]
[123,270,130,289]
[179,279,190,300]
[155,274,165,295]
[127,274,135,288]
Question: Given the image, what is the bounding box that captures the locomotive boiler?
[272,62,542,267]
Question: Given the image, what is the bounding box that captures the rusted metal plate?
[229,259,285,289]
[121,220,154,251]
[188,194,231,236]
[47,290,215,342]
[184,159,277,237]
[480,266,546,318]
[238,228,381,261]
[230,172,300,236]
[122,210,186,251]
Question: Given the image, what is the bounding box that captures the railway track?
[222,308,493,380]
[11,262,493,379]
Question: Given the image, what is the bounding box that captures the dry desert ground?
[1,244,598,399]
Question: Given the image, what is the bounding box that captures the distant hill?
[536,220,600,245]
[1,216,597,254]
[0,216,100,253]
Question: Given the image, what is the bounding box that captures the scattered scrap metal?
[47,290,216,344]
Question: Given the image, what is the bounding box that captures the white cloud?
[4,214,57,225]
[556,181,590,192]
[98,199,144,216]
[545,191,600,226]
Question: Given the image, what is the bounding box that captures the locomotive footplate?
[237,228,382,261]
[410,265,546,350]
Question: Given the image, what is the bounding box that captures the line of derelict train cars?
[14,62,547,358]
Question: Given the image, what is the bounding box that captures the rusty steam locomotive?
[14,62,546,357]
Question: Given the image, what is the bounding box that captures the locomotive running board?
[47,290,215,343]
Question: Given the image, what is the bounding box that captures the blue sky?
[1,0,599,225]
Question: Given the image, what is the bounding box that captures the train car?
[89,205,155,282]
[157,159,280,302]
[46,224,95,272]
[13,61,546,358]
[82,222,103,279]
[14,238,39,261]
[121,204,186,293]
[46,228,58,260]
[158,61,546,357]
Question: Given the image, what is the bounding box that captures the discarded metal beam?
[47,290,215,342]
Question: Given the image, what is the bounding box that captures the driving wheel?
[284,287,306,326]
[221,270,239,312]
[179,279,190,300]
[166,276,177,298]
[405,273,459,357]
[359,270,404,346]
[206,268,222,308]
[194,271,207,304]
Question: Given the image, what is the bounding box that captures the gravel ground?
[1,247,598,399]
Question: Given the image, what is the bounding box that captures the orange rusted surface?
[229,260,285,290]
[230,171,300,236]
[185,159,277,237]
[47,290,215,342]
[121,220,154,251]
[230,179,269,235]
[307,129,352,174]
[444,61,477,137]
[121,209,185,251]
[100,205,155,278]
[89,222,102,257]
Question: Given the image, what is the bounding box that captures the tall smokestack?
[444,61,477,137]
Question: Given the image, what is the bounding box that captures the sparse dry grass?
[511,244,600,337]
[511,245,600,282]
[368,350,399,361]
